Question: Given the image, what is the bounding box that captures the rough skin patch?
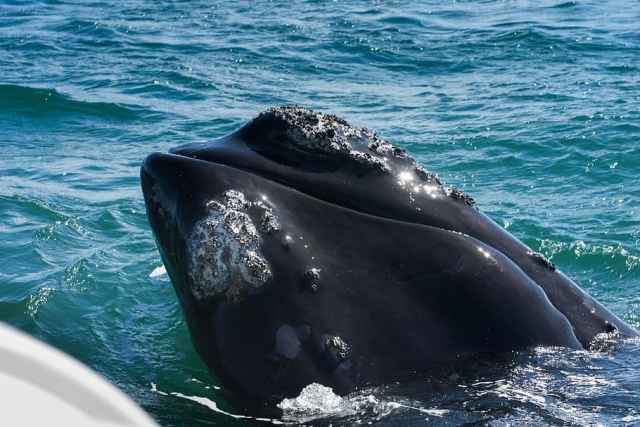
[249,106,392,172]
[248,106,462,205]
[414,165,442,185]
[146,183,172,231]
[187,190,277,302]
[301,268,321,293]
[446,187,477,208]
[527,250,556,271]
[320,334,352,370]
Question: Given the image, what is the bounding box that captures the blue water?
[2,0,639,425]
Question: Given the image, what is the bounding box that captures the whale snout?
[140,153,194,303]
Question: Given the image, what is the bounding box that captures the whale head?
[140,106,462,309]
[140,106,632,408]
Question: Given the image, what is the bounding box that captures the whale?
[140,106,637,408]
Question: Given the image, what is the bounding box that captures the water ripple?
[0,84,140,119]
[1,0,639,426]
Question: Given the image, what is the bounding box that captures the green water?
[1,0,639,425]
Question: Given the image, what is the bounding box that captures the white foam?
[148,265,167,278]
[278,383,451,423]
[150,383,283,424]
[278,383,344,417]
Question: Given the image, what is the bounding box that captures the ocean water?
[1,0,639,425]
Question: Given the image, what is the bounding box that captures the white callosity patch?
[255,106,392,173]
[348,149,390,173]
[252,106,458,206]
[252,197,280,234]
[187,190,277,302]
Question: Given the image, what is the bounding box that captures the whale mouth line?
[163,149,450,235]
[171,149,302,193]
[164,147,383,217]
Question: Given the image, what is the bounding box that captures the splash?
[150,383,283,425]
[277,383,449,424]
[277,383,344,417]
[26,287,55,319]
[148,265,167,278]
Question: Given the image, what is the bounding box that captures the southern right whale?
[141,106,637,408]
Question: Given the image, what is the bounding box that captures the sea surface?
[1,0,640,425]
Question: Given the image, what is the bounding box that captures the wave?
[0,84,140,120]
[538,238,640,276]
